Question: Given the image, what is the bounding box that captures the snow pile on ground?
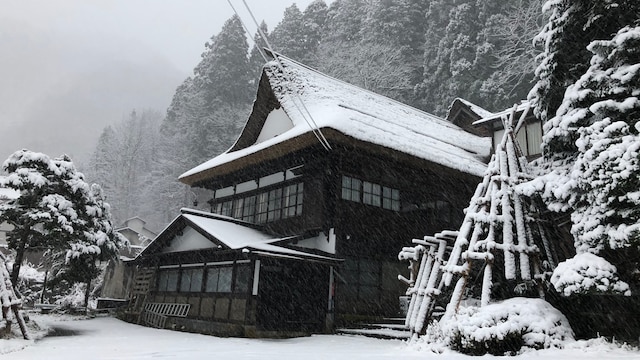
[551,253,631,296]
[0,311,50,354]
[2,314,638,360]
[417,298,574,355]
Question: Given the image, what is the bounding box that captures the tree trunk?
[10,237,27,288]
[84,278,92,315]
[40,270,49,304]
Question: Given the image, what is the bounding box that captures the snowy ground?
[1,314,638,360]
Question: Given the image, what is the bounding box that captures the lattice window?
[282,183,304,218]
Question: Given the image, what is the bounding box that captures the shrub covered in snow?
[551,253,631,297]
[436,298,574,355]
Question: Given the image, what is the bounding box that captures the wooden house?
[447,98,543,160]
[127,54,491,337]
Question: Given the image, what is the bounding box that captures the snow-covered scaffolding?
[400,104,559,338]
[1,253,29,339]
[398,231,456,338]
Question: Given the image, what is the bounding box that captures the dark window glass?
[205,267,232,293]
[256,192,269,224]
[282,183,304,218]
[363,181,382,207]
[166,270,179,292]
[267,188,283,222]
[233,198,244,219]
[382,186,400,211]
[179,268,203,292]
[242,195,256,223]
[221,200,233,217]
[341,176,361,202]
[234,265,252,294]
[218,267,232,292]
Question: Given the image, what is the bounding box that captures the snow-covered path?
[1,316,638,360]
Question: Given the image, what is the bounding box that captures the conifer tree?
[249,21,270,78]
[271,4,307,61]
[300,0,329,66]
[556,24,640,255]
[531,0,638,160]
[0,150,64,285]
[194,14,252,106]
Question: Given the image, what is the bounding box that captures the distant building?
[115,217,157,258]
[125,53,491,337]
[100,217,158,301]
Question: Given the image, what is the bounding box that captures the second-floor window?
[341,176,400,211]
[211,182,304,224]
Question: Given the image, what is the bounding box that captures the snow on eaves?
[138,208,338,263]
[181,56,491,180]
[472,101,533,126]
[452,98,496,119]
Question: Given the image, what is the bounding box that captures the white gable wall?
[255,107,294,145]
[161,226,216,253]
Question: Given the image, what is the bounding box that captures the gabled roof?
[448,98,495,121]
[472,101,533,126]
[180,54,491,185]
[135,208,339,264]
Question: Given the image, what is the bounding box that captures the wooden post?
[1,252,29,339]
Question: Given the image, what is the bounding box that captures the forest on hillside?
[84,0,545,231]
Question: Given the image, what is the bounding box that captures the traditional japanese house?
[128,53,491,337]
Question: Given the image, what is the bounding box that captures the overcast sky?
[0,0,323,164]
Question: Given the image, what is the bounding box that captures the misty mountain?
[0,19,184,164]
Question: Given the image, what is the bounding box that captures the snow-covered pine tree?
[320,0,366,45]
[86,109,162,228]
[555,24,640,289]
[531,0,640,294]
[271,4,307,61]
[194,14,252,107]
[0,150,66,286]
[48,156,126,308]
[249,21,270,77]
[531,0,639,161]
[300,0,329,66]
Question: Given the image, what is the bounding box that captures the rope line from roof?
[226,0,332,152]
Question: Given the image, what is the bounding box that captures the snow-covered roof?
[450,98,496,119]
[137,208,339,264]
[180,54,491,183]
[472,101,533,126]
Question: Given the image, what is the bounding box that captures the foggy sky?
[1,0,322,165]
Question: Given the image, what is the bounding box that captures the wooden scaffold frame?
[400,104,560,339]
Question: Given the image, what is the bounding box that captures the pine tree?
[531,0,638,161]
[86,109,163,227]
[560,24,640,255]
[271,4,307,61]
[300,0,329,66]
[249,21,270,78]
[194,14,252,106]
[0,150,65,285]
[46,155,126,309]
[530,1,640,289]
[321,0,367,45]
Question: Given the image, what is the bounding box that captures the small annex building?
[126,53,491,337]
